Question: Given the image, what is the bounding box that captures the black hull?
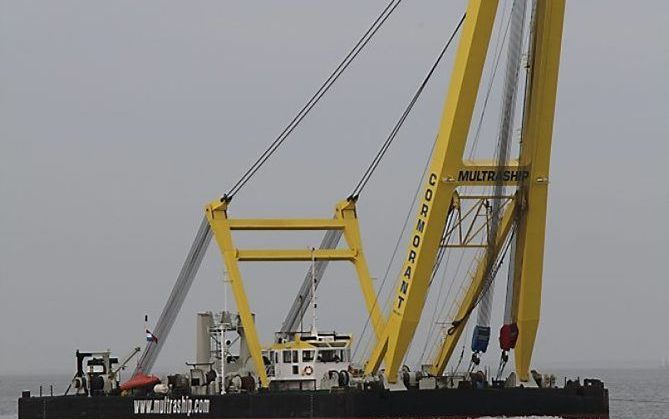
[19,386,609,419]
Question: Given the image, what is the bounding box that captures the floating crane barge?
[20,0,609,417]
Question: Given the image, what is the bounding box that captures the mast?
[310,248,318,336]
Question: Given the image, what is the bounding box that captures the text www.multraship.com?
[134,397,210,416]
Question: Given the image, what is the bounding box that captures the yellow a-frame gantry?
[364,0,565,383]
[205,199,385,388]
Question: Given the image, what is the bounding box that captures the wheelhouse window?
[283,350,292,363]
[317,349,341,363]
[302,350,314,362]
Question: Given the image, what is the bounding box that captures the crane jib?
[396,172,438,313]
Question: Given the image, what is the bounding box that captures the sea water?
[1,369,667,419]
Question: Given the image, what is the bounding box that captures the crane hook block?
[499,323,519,351]
[471,325,491,353]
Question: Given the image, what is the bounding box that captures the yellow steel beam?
[364,0,499,382]
[429,198,516,376]
[462,159,520,167]
[228,218,345,231]
[336,199,385,339]
[205,201,270,388]
[236,249,356,262]
[511,0,566,382]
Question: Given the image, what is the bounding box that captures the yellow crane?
[136,0,565,389]
[363,0,565,383]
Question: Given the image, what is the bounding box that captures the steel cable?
[351,138,436,362]
[474,0,527,340]
[134,0,403,375]
[419,2,513,365]
[226,0,403,200]
[349,14,465,200]
[351,14,466,362]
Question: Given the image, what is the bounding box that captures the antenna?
[310,247,318,336]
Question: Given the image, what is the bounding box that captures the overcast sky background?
[1,1,668,376]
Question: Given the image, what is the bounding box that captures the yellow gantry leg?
[512,0,566,382]
[205,200,270,388]
[336,200,385,338]
[364,0,499,382]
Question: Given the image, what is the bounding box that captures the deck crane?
[364,0,565,383]
[132,0,565,389]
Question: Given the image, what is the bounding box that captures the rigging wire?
[224,0,403,200]
[369,3,512,366]
[135,1,403,375]
[417,231,458,363]
[470,0,526,363]
[418,3,513,365]
[419,244,467,364]
[351,14,466,362]
[408,208,456,364]
[467,6,513,160]
[351,137,436,362]
[451,327,469,376]
[448,223,516,335]
[348,13,466,200]
[436,4,519,351]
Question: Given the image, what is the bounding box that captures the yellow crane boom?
[365,0,565,384]
[364,0,501,383]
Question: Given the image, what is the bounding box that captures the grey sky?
[1,1,668,376]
